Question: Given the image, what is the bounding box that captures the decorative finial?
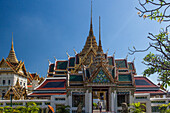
[132,56,135,63]
[106,48,109,55]
[54,56,57,61]
[66,52,70,58]
[113,51,116,56]
[48,59,51,65]
[73,48,77,55]
[126,54,128,59]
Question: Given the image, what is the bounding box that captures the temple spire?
[89,0,94,36]
[11,32,14,51]
[7,33,18,63]
[98,16,103,52]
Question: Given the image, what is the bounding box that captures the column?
[88,92,92,113]
[68,92,72,113]
[85,90,89,113]
[114,90,117,113]
[146,95,151,113]
[111,92,114,112]
[129,91,134,104]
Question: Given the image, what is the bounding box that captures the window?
[23,83,25,86]
[20,82,22,85]
[2,93,5,99]
[8,80,10,85]
[2,90,5,99]
[72,95,85,107]
[3,80,5,85]
[117,94,129,107]
[136,97,147,99]
[55,98,65,101]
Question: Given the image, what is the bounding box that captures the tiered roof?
[45,1,136,92]
[134,76,166,95]
[29,77,66,97]
[0,35,28,78]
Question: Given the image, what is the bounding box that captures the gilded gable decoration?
[92,70,110,83]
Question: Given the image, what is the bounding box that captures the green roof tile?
[57,61,68,70]
[70,75,83,81]
[69,57,75,67]
[112,68,115,78]
[49,64,54,72]
[86,69,90,78]
[108,57,113,65]
[128,63,133,70]
[115,60,126,68]
[118,74,132,81]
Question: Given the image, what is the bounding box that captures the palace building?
[0,2,169,113]
[30,3,137,112]
[0,34,44,100]
[28,2,169,113]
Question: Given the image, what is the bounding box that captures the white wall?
[0,73,27,97]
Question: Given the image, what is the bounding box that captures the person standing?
[99,103,102,113]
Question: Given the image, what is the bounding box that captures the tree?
[56,105,70,113]
[129,0,170,88]
[129,102,146,113]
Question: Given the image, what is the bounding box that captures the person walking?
[99,103,102,113]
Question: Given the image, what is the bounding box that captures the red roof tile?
[134,76,157,88]
[135,90,165,94]
[36,79,66,90]
[30,92,66,96]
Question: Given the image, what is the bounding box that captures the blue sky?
[0,0,168,88]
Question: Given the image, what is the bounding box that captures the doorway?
[92,88,109,112]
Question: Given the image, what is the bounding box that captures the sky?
[0,0,168,89]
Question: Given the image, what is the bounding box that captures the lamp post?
[9,90,13,107]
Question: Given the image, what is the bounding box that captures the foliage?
[159,103,170,113]
[0,102,40,113]
[26,102,40,113]
[0,107,3,113]
[15,106,27,113]
[93,103,97,107]
[136,0,170,22]
[129,102,146,113]
[56,105,70,113]
[129,0,170,88]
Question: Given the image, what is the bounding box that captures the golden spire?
[89,0,93,36]
[6,32,18,63]
[98,16,103,52]
[79,0,98,56]
[11,32,14,50]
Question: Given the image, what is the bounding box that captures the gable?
[0,59,13,71]
[92,70,111,83]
